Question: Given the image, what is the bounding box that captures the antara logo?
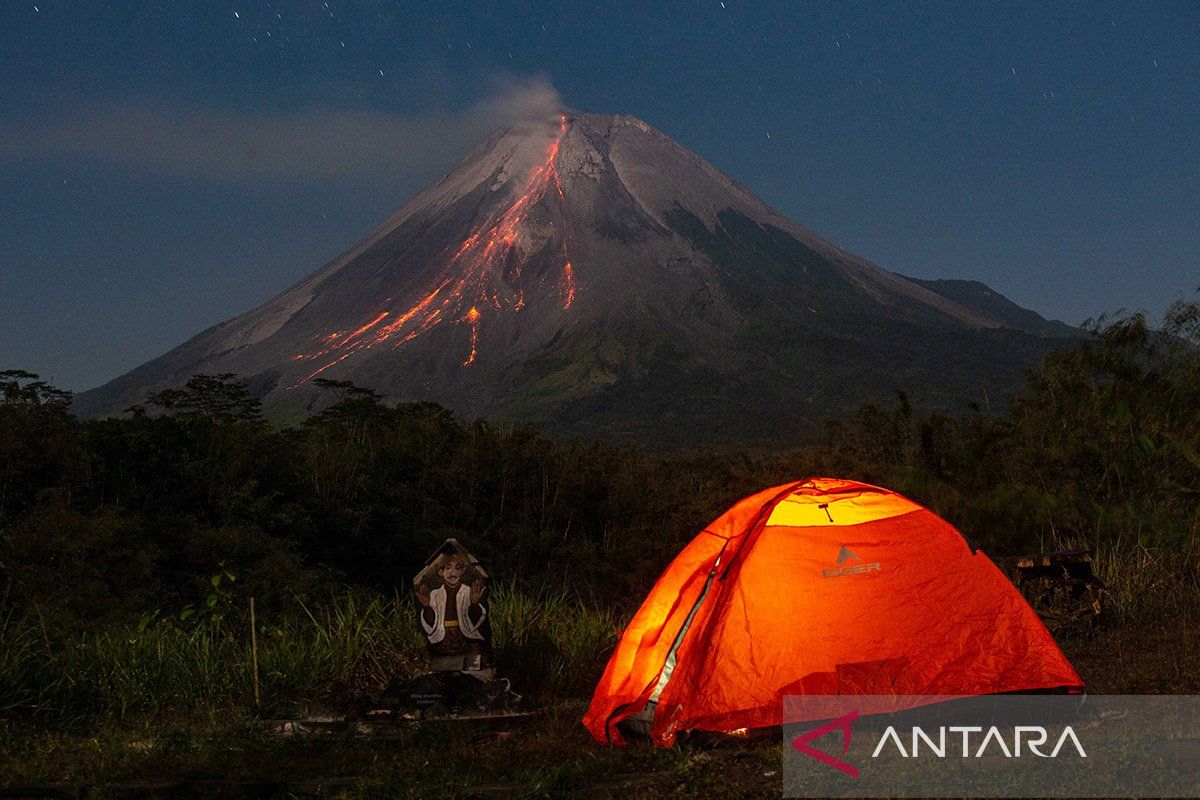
[871,725,1088,759]
[822,545,881,578]
[791,710,860,778]
[790,712,1088,778]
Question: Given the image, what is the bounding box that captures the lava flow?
[289,115,575,387]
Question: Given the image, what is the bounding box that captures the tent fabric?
[583,478,1083,746]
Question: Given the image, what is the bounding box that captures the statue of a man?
[414,541,493,674]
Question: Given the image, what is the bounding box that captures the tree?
[0,371,85,520]
[143,374,263,423]
[0,370,73,408]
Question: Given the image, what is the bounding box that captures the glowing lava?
[290,115,575,387]
[562,260,575,309]
[462,306,481,366]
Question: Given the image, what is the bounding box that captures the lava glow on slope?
[289,115,575,387]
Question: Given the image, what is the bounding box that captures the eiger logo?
[822,545,881,578]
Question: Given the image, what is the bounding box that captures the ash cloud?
[0,75,562,186]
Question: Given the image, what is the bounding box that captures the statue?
[412,539,494,678]
[377,538,522,720]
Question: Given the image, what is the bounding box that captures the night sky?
[2,1,1197,391]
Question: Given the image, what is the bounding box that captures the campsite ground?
[2,617,1196,799]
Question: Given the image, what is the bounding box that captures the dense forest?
[3,297,1198,638]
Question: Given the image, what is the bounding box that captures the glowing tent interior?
[583,478,1083,746]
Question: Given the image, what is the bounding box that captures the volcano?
[75,110,1074,445]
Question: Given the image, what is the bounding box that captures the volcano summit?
[76,110,1073,444]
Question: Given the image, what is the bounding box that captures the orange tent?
[583,478,1082,746]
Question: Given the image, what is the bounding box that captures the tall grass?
[1008,506,1200,624]
[489,584,621,697]
[1092,533,1200,622]
[0,586,620,725]
[0,607,43,715]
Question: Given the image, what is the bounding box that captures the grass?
[489,583,621,697]
[0,550,1197,797]
[0,585,636,797]
[1091,533,1200,622]
[0,705,779,799]
[0,585,618,725]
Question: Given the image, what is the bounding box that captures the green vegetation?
[0,588,613,722]
[0,296,1197,795]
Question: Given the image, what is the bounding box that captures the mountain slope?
[75,110,1074,445]
[899,276,1077,338]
